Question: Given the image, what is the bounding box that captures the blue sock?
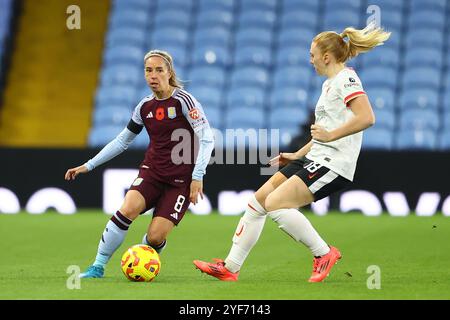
[142,233,167,254]
[93,211,132,267]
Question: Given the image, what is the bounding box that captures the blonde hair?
[313,22,391,63]
[144,49,184,88]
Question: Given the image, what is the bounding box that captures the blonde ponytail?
[313,22,391,63]
[340,22,391,60]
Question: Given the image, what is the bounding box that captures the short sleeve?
[131,96,152,126]
[336,70,366,107]
[176,90,210,133]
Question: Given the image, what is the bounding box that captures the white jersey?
[306,67,366,181]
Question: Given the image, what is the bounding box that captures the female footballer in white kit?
[194,23,390,283]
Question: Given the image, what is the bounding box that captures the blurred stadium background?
[0,0,449,215]
[1,0,450,301]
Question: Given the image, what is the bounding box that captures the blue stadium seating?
[100,65,143,87]
[410,0,447,11]
[360,67,398,89]
[93,106,132,127]
[276,46,310,67]
[442,112,450,130]
[226,86,266,109]
[282,0,320,13]
[398,89,439,110]
[235,28,273,48]
[192,45,232,67]
[439,130,450,150]
[404,48,443,69]
[198,0,235,12]
[187,85,223,110]
[405,29,444,50]
[88,125,125,147]
[374,109,395,129]
[323,11,361,31]
[103,46,143,66]
[194,28,232,48]
[230,66,269,88]
[280,10,318,30]
[151,28,189,48]
[96,85,137,109]
[362,127,394,150]
[367,0,404,12]
[279,126,302,148]
[408,11,446,30]
[378,10,403,31]
[324,0,362,12]
[272,65,313,90]
[113,0,153,11]
[108,10,148,30]
[106,28,146,48]
[224,107,265,129]
[238,10,276,30]
[196,10,234,29]
[153,10,192,29]
[234,46,272,67]
[444,91,450,111]
[396,129,438,150]
[367,88,395,110]
[399,109,440,130]
[278,28,315,47]
[401,67,441,91]
[269,108,309,128]
[361,46,400,68]
[240,0,278,12]
[269,87,308,109]
[130,131,150,149]
[203,107,222,129]
[156,0,194,12]
[187,66,226,88]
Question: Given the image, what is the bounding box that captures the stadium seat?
[374,109,395,129]
[106,28,146,48]
[276,46,310,67]
[444,91,450,111]
[398,89,439,110]
[108,10,148,30]
[438,130,450,150]
[279,126,302,148]
[196,10,234,29]
[226,86,266,109]
[93,106,132,127]
[367,88,395,110]
[408,11,446,30]
[198,0,234,12]
[230,66,269,88]
[193,27,232,48]
[100,65,143,87]
[156,0,194,11]
[366,0,404,12]
[238,10,276,30]
[269,87,308,109]
[323,11,361,31]
[113,0,153,11]
[103,46,144,66]
[279,10,318,30]
[410,0,447,12]
[224,107,265,129]
[362,127,394,150]
[95,85,137,108]
[441,111,450,130]
[192,45,232,67]
[203,107,222,129]
[88,125,124,147]
[401,67,441,90]
[361,46,400,68]
[234,46,272,67]
[154,45,189,68]
[272,65,313,90]
[278,28,315,47]
[404,48,443,69]
[399,109,440,131]
[360,67,398,89]
[234,28,273,48]
[187,86,223,110]
[240,0,278,12]
[151,28,189,48]
[396,129,438,150]
[269,107,309,128]
[282,0,319,13]
[324,0,362,12]
[153,10,191,29]
[405,29,444,50]
[378,10,403,31]
[187,66,226,88]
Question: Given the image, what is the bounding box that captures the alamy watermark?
[66,265,81,289]
[366,265,381,289]
[66,5,81,30]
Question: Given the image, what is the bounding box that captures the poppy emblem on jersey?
[167,107,176,119]
[189,108,200,120]
[156,107,165,120]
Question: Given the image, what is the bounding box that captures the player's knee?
[118,206,140,221]
[147,233,165,248]
[264,192,281,212]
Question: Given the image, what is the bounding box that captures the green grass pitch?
[1,210,449,300]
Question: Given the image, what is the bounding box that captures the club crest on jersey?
[167,106,176,119]
[189,108,200,120]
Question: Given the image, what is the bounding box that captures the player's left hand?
[189,180,204,205]
[311,124,333,142]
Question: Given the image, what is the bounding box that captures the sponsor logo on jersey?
[189,108,200,120]
[146,111,153,118]
[168,107,176,119]
[349,77,356,82]
[156,107,165,120]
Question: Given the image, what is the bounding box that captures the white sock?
[268,208,330,257]
[93,211,132,267]
[224,195,267,273]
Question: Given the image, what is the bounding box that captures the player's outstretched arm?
[65,165,89,181]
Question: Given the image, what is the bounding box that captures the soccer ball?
[121,244,161,282]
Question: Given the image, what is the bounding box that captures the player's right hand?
[269,152,297,167]
[65,165,88,181]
